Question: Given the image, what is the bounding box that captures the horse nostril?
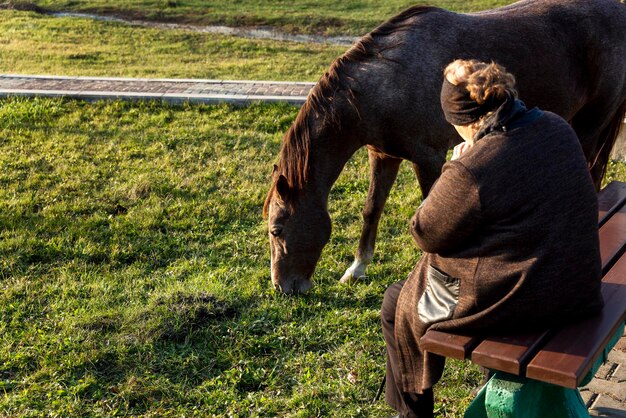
[297,280,313,294]
[274,283,282,292]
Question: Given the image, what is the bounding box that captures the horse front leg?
[340,148,402,284]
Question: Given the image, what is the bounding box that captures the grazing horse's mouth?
[270,253,316,294]
[272,276,313,294]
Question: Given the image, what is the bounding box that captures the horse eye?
[270,226,283,237]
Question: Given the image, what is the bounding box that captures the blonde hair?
[443,59,517,128]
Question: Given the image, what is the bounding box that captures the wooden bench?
[420,181,626,418]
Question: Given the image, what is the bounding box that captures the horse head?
[265,165,331,294]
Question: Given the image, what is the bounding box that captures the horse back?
[347,0,626,159]
[467,0,626,112]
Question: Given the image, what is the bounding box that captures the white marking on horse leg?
[339,255,372,284]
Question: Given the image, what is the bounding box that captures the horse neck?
[305,131,361,205]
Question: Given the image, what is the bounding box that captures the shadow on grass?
[58,282,382,410]
[56,292,240,410]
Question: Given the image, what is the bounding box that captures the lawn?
[1,96,625,417]
[0,97,490,417]
[26,0,516,36]
[0,10,344,81]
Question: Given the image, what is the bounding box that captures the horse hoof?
[339,272,357,284]
[339,272,367,284]
[340,259,369,284]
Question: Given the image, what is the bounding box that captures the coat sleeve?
[410,161,482,254]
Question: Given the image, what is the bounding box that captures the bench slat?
[470,330,552,375]
[598,181,626,227]
[599,200,626,274]
[419,331,479,360]
[468,201,626,376]
[525,255,626,388]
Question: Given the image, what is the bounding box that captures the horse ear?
[276,174,290,200]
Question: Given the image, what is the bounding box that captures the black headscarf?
[440,78,527,142]
[440,79,501,126]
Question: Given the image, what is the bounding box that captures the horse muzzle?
[272,275,313,294]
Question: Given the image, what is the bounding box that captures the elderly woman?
[381,59,604,418]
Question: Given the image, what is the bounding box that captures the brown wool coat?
[395,111,604,393]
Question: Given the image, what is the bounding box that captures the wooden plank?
[420,330,480,360]
[526,255,626,388]
[598,181,626,227]
[471,330,552,375]
[599,199,626,274]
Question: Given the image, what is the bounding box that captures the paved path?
[0,73,625,415]
[0,74,314,106]
[582,333,626,417]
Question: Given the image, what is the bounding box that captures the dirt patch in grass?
[155,291,237,320]
[1,2,182,24]
[142,292,237,343]
[0,1,46,13]
[80,314,122,333]
[87,6,194,24]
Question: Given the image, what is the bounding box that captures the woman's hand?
[451,141,473,160]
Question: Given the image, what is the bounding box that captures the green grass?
[0,98,446,416]
[1,97,625,417]
[604,159,626,185]
[1,1,625,415]
[27,0,515,36]
[0,10,345,81]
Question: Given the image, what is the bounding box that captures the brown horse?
[264,0,626,294]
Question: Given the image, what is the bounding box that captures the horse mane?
[263,6,440,216]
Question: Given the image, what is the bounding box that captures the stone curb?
[0,90,308,106]
[0,74,317,86]
[0,74,313,106]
